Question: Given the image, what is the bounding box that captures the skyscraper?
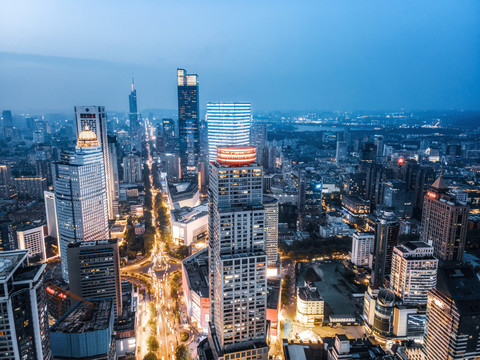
[44,191,58,238]
[162,118,176,152]
[250,123,267,165]
[390,241,438,305]
[67,239,122,317]
[129,78,141,151]
[2,110,13,128]
[122,153,142,184]
[371,210,399,288]
[107,135,120,216]
[0,164,13,199]
[177,68,199,175]
[53,128,109,281]
[0,250,51,360]
[421,176,469,262]
[424,264,480,360]
[263,195,279,267]
[74,106,115,219]
[199,146,268,360]
[206,102,252,162]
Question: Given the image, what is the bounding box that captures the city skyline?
[1,1,479,112]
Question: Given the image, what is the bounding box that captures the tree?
[175,344,191,360]
[143,354,158,360]
[147,336,159,353]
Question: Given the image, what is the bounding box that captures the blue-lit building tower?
[177,68,199,176]
[129,78,141,151]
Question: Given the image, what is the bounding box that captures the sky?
[0,0,479,113]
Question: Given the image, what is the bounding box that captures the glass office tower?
[206,102,251,162]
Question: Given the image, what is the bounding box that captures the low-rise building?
[171,204,208,246]
[296,281,324,324]
[167,180,199,209]
[267,279,281,337]
[50,298,116,359]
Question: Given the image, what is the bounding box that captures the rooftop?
[171,203,208,224]
[51,298,113,334]
[267,279,281,309]
[0,250,28,281]
[182,248,209,298]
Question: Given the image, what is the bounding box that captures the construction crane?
[46,282,94,308]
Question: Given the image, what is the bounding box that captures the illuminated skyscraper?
[206,102,251,162]
[421,176,469,262]
[53,128,109,281]
[177,68,199,175]
[129,78,141,151]
[74,106,116,219]
[263,195,279,267]
[199,146,268,360]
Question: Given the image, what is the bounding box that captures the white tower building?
[74,106,116,219]
[44,190,58,238]
[53,128,109,281]
[205,146,268,360]
[390,241,438,305]
[206,102,251,162]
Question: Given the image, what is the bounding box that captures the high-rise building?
[0,250,51,360]
[53,128,109,281]
[263,195,279,267]
[382,180,413,218]
[421,176,469,262]
[336,140,348,162]
[177,69,199,174]
[13,176,47,200]
[162,118,176,152]
[2,110,13,127]
[250,123,267,165]
[67,239,122,317]
[424,264,480,360]
[107,135,120,216]
[206,102,252,162]
[74,106,115,219]
[0,164,13,199]
[0,219,17,251]
[44,191,58,239]
[390,241,438,305]
[129,78,141,151]
[17,223,47,261]
[351,232,375,267]
[199,146,268,360]
[371,211,399,288]
[122,153,142,184]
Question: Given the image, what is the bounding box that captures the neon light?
[216,146,257,165]
[398,158,405,164]
[427,191,437,199]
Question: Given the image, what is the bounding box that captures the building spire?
[131,77,135,92]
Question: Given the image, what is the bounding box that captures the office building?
[67,239,122,317]
[44,191,58,238]
[0,250,51,359]
[199,146,268,360]
[53,128,109,281]
[336,140,348,162]
[382,180,413,218]
[128,78,141,151]
[351,232,375,267]
[250,123,267,165]
[162,118,176,152]
[17,223,47,261]
[107,136,120,216]
[122,153,142,184]
[177,68,200,174]
[13,176,47,200]
[371,211,399,288]
[421,176,469,262]
[74,106,115,219]
[424,264,480,360]
[206,102,252,162]
[50,298,115,359]
[263,195,279,267]
[390,241,438,305]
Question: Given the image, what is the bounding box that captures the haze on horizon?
[0,0,479,113]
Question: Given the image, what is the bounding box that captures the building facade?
[122,153,142,184]
[53,129,109,281]
[421,176,469,262]
[13,176,47,200]
[0,250,51,360]
[263,195,279,267]
[390,241,438,306]
[44,191,58,238]
[74,106,115,219]
[351,232,375,267]
[206,102,252,162]
[177,69,200,175]
[17,223,47,261]
[201,146,268,360]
